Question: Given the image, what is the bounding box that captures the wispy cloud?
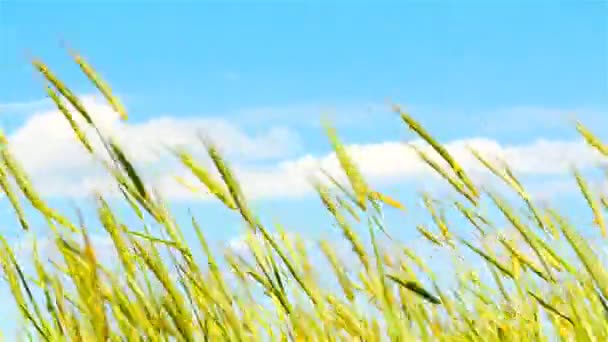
[2,96,605,201]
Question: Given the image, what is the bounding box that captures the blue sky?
[0,1,607,337]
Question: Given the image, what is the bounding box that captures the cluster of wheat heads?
[0,51,607,341]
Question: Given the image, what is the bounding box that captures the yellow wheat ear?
[369,191,406,212]
[322,118,370,211]
[395,104,479,202]
[576,121,608,157]
[61,40,129,121]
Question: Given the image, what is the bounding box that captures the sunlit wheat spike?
[173,147,236,210]
[313,180,370,270]
[552,210,608,302]
[130,239,195,340]
[486,190,556,283]
[64,45,129,121]
[201,136,259,229]
[1,237,52,338]
[326,296,365,337]
[319,240,355,302]
[468,147,524,194]
[174,176,204,194]
[395,105,479,199]
[0,163,29,230]
[323,120,370,211]
[108,140,148,201]
[31,58,94,125]
[416,225,443,247]
[422,193,452,242]
[470,147,549,234]
[96,197,136,278]
[0,138,78,232]
[409,143,477,205]
[369,190,406,212]
[576,121,608,157]
[573,168,606,237]
[498,236,550,282]
[45,86,94,154]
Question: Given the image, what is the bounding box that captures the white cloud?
[3,96,303,198]
[244,139,601,199]
[2,96,605,201]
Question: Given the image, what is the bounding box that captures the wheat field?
[0,51,607,341]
